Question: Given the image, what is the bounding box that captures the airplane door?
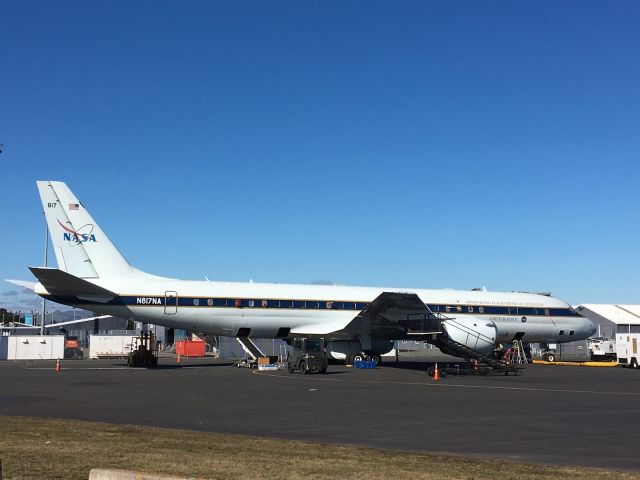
[164,291,178,315]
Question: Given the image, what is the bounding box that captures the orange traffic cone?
[433,362,439,381]
[55,359,61,372]
[176,353,181,363]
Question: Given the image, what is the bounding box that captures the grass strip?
[0,415,637,480]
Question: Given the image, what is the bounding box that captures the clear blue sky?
[1,0,638,311]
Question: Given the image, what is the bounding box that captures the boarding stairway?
[433,318,522,375]
[236,337,267,361]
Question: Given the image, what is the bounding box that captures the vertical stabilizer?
[36,181,143,279]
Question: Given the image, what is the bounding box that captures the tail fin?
[37,181,146,279]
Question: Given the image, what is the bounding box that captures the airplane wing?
[358,291,441,337]
[291,319,356,335]
[44,315,113,329]
[29,267,116,303]
[292,292,440,338]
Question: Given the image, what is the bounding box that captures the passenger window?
[545,309,550,316]
[456,306,462,312]
[559,330,565,335]
[468,306,474,313]
[570,331,574,335]
[479,306,484,314]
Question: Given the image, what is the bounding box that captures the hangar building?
[575,304,640,338]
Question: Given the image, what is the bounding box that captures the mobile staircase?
[235,336,267,368]
[433,316,522,375]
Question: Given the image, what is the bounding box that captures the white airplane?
[8,181,595,365]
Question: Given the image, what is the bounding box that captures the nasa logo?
[63,232,97,242]
[58,219,97,243]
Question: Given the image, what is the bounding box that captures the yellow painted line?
[532,360,619,367]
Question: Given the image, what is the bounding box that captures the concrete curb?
[89,469,203,480]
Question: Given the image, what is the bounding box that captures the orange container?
[175,340,205,357]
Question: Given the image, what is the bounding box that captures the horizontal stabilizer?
[5,279,37,291]
[29,267,116,301]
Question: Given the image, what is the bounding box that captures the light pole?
[40,221,49,336]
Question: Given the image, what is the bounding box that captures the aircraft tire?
[631,358,638,369]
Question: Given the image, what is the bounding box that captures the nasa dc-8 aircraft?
[12,181,595,363]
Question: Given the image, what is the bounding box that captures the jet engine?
[440,317,497,354]
[326,340,394,360]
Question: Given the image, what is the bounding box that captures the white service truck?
[616,324,640,368]
[587,337,616,361]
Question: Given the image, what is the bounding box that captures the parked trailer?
[0,335,64,360]
[541,340,590,362]
[89,334,138,359]
[616,324,640,368]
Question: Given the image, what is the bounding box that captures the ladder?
[279,343,288,363]
[509,340,529,365]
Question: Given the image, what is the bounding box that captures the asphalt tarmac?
[1,356,639,470]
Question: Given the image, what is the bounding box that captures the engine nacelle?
[441,317,497,354]
[326,340,394,360]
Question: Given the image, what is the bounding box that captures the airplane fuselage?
[37,277,594,344]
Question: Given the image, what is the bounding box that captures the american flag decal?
[69,203,79,210]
